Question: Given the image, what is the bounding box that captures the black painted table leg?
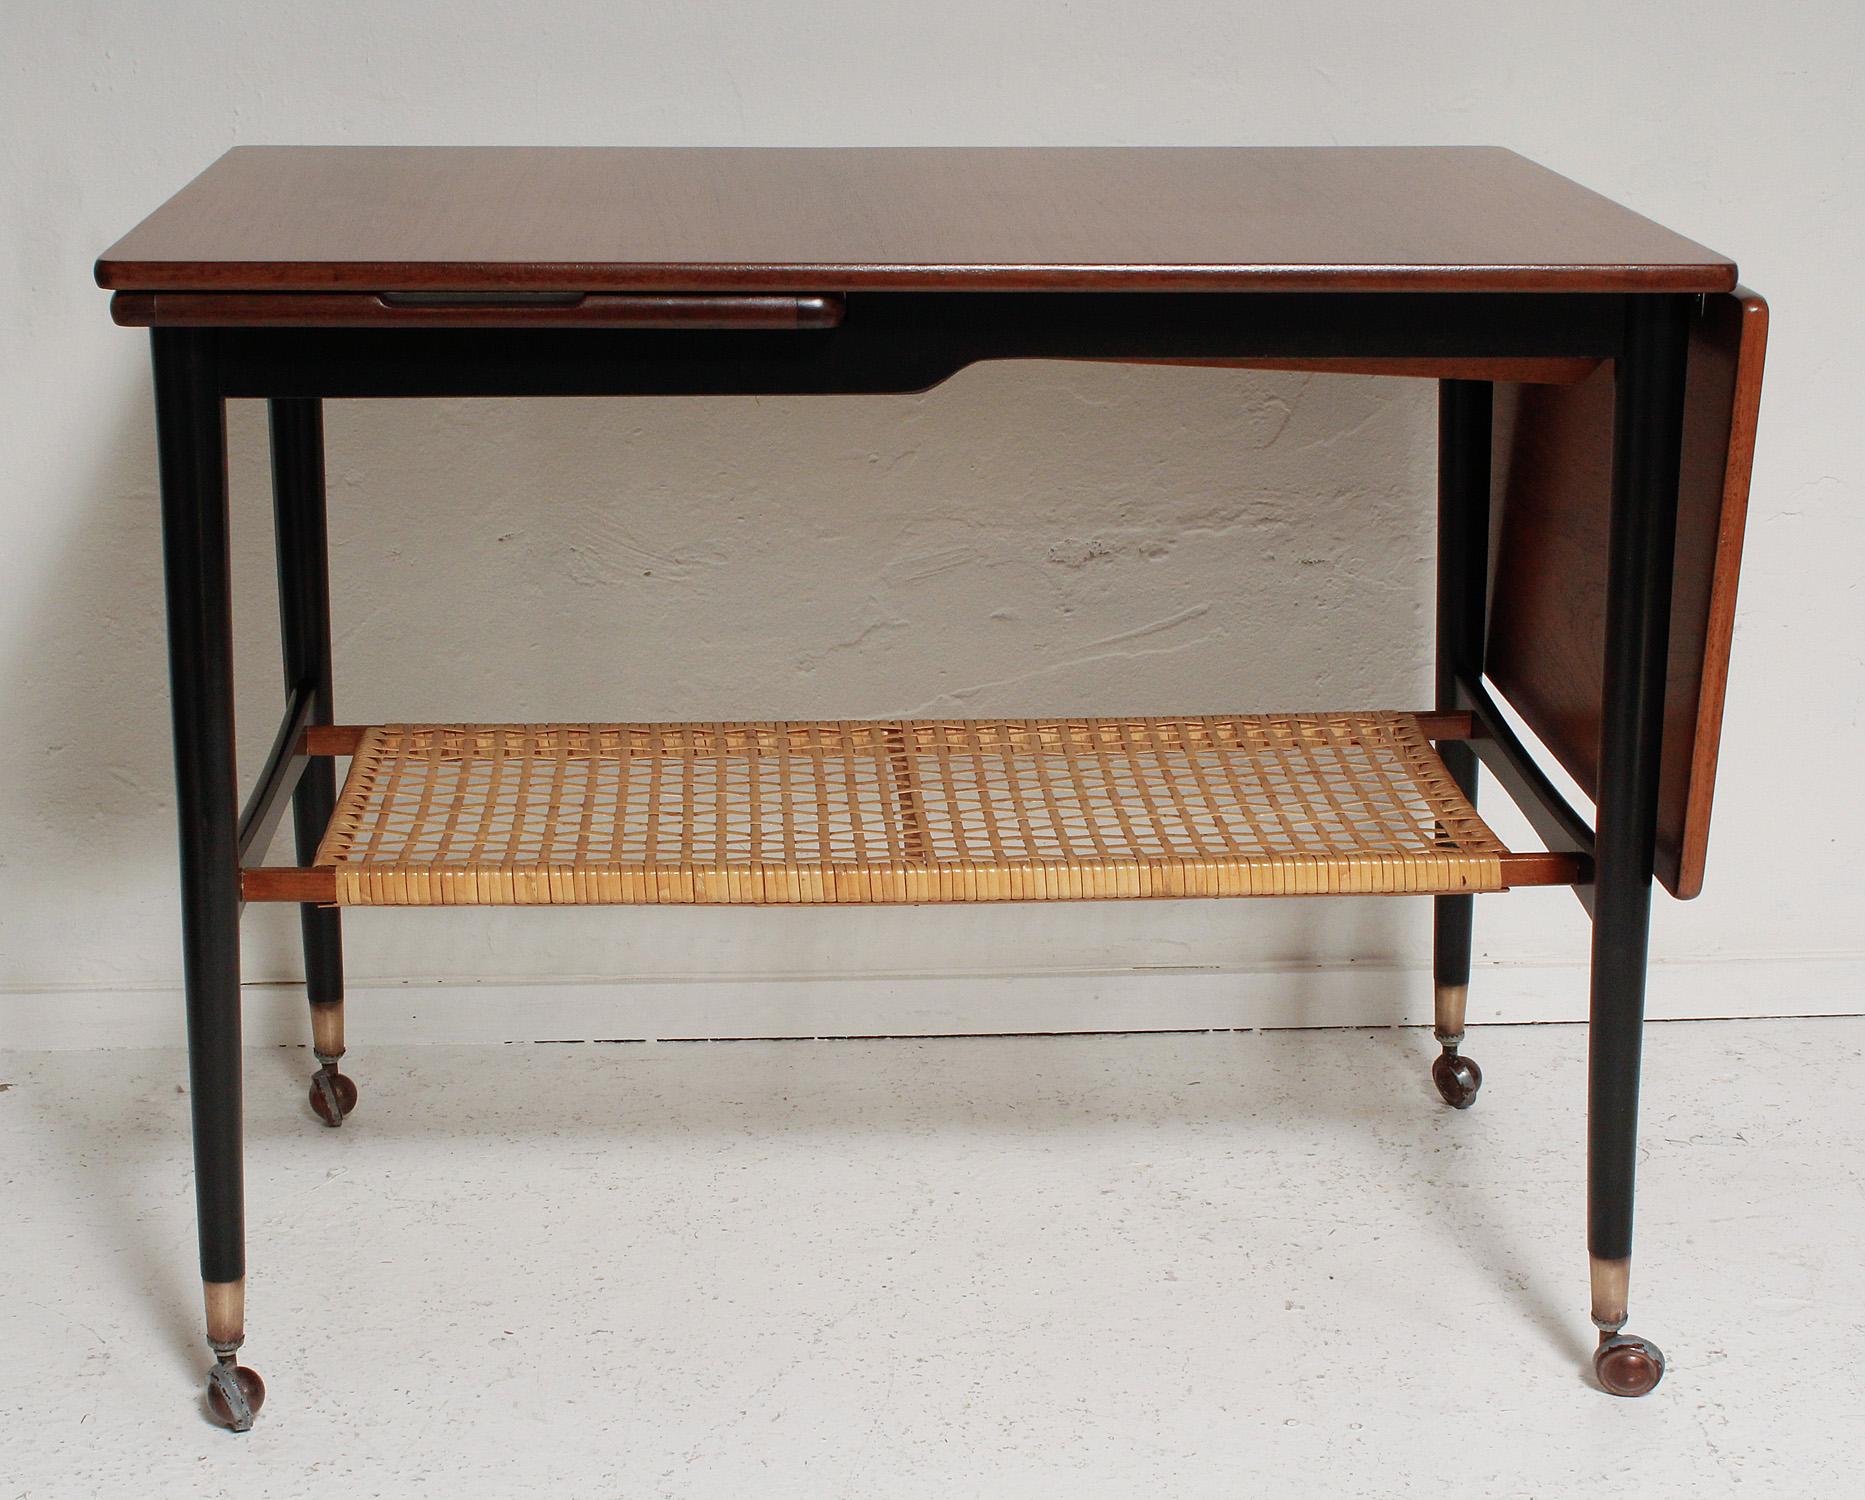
[153,328,265,1429]
[269,400,353,1128]
[1587,294,1690,1397]
[1432,378,1492,1108]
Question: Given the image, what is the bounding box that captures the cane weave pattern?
[316,715,1509,905]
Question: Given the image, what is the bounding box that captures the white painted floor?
[2,1019,1861,1497]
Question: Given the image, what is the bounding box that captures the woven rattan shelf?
[278,712,1573,907]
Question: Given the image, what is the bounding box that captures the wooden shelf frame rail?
[234,680,318,900]
[1453,671,1601,917]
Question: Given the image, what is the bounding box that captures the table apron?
[209,292,1631,399]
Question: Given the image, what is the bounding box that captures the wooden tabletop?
[96,146,1734,297]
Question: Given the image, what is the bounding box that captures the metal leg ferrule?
[1433,982,1469,1051]
[1590,1254,1632,1334]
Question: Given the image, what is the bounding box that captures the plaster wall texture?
[2,2,1859,1035]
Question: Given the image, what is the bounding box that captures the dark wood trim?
[1079,356,1602,385]
[212,293,1628,401]
[1454,673,1598,850]
[235,683,316,867]
[153,327,247,1283]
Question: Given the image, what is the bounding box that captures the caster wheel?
[310,1067,358,1127]
[206,1362,266,1431]
[1595,1334,1666,1397]
[1432,1051,1482,1109]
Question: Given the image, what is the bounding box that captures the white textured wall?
[3,2,1860,1037]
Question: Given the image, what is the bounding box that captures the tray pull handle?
[112,291,845,329]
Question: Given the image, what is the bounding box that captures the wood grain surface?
[1487,289,1768,898]
[96,146,1735,296]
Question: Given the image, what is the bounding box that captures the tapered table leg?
[1432,378,1492,1108]
[1586,294,1691,1397]
[269,399,353,1128]
[154,327,265,1430]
